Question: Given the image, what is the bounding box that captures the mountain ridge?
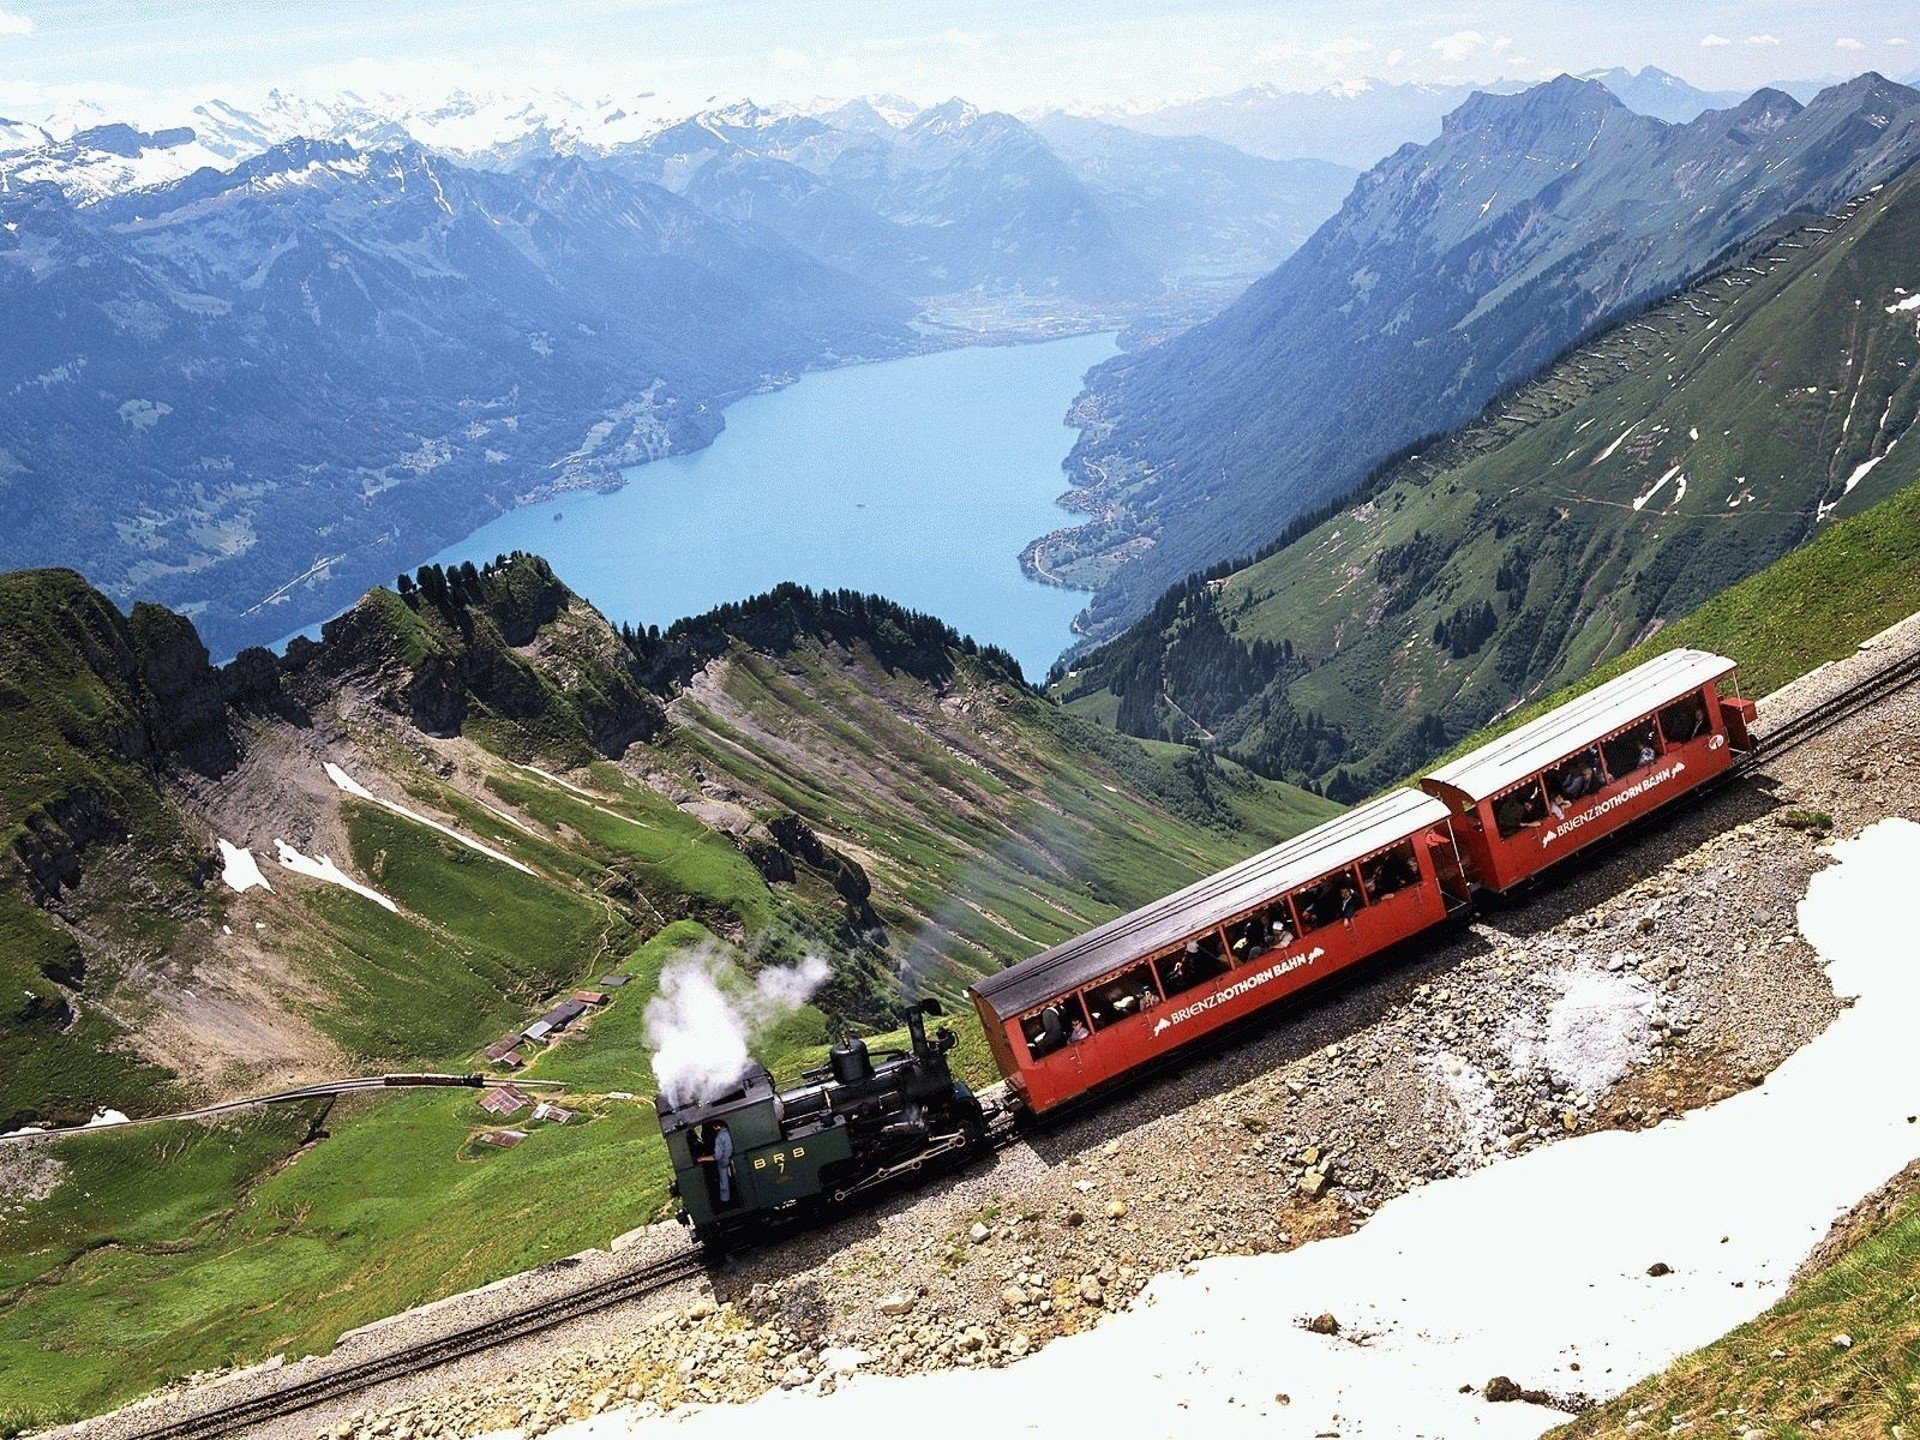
[1056,150,1920,793]
[1038,72,1920,646]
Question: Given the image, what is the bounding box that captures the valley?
[414,332,1118,681]
[0,93,1355,663]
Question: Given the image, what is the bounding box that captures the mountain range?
[1115,67,1752,169]
[0,89,1368,658]
[1042,73,1920,645]
[0,136,913,656]
[1058,134,1920,794]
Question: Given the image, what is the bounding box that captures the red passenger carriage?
[1419,648,1756,892]
[969,789,1468,1113]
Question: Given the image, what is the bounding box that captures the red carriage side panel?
[969,791,1462,1114]
[1420,650,1744,893]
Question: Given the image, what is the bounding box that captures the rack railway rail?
[76,638,1920,1440]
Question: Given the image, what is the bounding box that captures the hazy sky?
[0,0,1911,116]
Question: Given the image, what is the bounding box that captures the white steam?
[644,945,832,1107]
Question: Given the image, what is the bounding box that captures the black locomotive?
[656,1000,988,1250]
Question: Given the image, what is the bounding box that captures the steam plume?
[644,943,831,1107]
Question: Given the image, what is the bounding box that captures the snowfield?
[535,818,1920,1440]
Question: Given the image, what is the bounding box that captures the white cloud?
[1431,29,1487,63]
[1745,33,1781,46]
[1700,33,1732,48]
[1490,36,1514,55]
[1385,47,1407,68]
[1835,37,1865,51]
[768,46,812,72]
[0,8,32,38]
[1890,37,1911,46]
[940,26,982,51]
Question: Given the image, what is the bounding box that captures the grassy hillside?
[1419,469,1920,777]
[0,559,1334,1429]
[1060,160,1920,797]
[0,570,234,1128]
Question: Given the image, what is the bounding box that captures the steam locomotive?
[656,999,989,1251]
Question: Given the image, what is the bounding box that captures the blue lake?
[424,331,1116,680]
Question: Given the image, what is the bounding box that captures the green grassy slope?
[1424,471,1920,770]
[1060,161,1920,797]
[0,561,1334,1427]
[0,571,219,1128]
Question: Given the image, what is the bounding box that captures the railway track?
[117,1247,706,1440]
[1751,642,1920,761]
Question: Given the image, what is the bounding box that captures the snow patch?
[1499,966,1656,1102]
[1589,420,1640,466]
[1885,292,1920,314]
[273,839,398,912]
[1425,1052,1504,1165]
[217,839,272,894]
[1631,463,1684,511]
[324,762,536,875]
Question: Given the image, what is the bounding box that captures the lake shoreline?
[405,331,1122,681]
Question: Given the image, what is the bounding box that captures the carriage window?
[1602,722,1660,779]
[1544,747,1604,811]
[1658,695,1709,745]
[1158,933,1227,997]
[1360,841,1421,902]
[1228,900,1298,961]
[1086,963,1162,1030]
[1292,868,1364,932]
[1493,781,1548,838]
[1020,995,1088,1059]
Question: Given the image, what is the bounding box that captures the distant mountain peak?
[1720,86,1804,131]
[909,97,983,135]
[1443,73,1629,141]
[1811,70,1919,108]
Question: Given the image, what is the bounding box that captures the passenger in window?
[1495,786,1546,837]
[1548,752,1601,816]
[1230,917,1263,960]
[1026,1005,1066,1057]
[1362,852,1414,901]
[1662,696,1707,743]
[1138,983,1160,1012]
[1336,878,1362,920]
[1067,1014,1090,1044]
[1607,724,1659,775]
[1270,916,1295,948]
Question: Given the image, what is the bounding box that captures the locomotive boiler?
[656,999,988,1250]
